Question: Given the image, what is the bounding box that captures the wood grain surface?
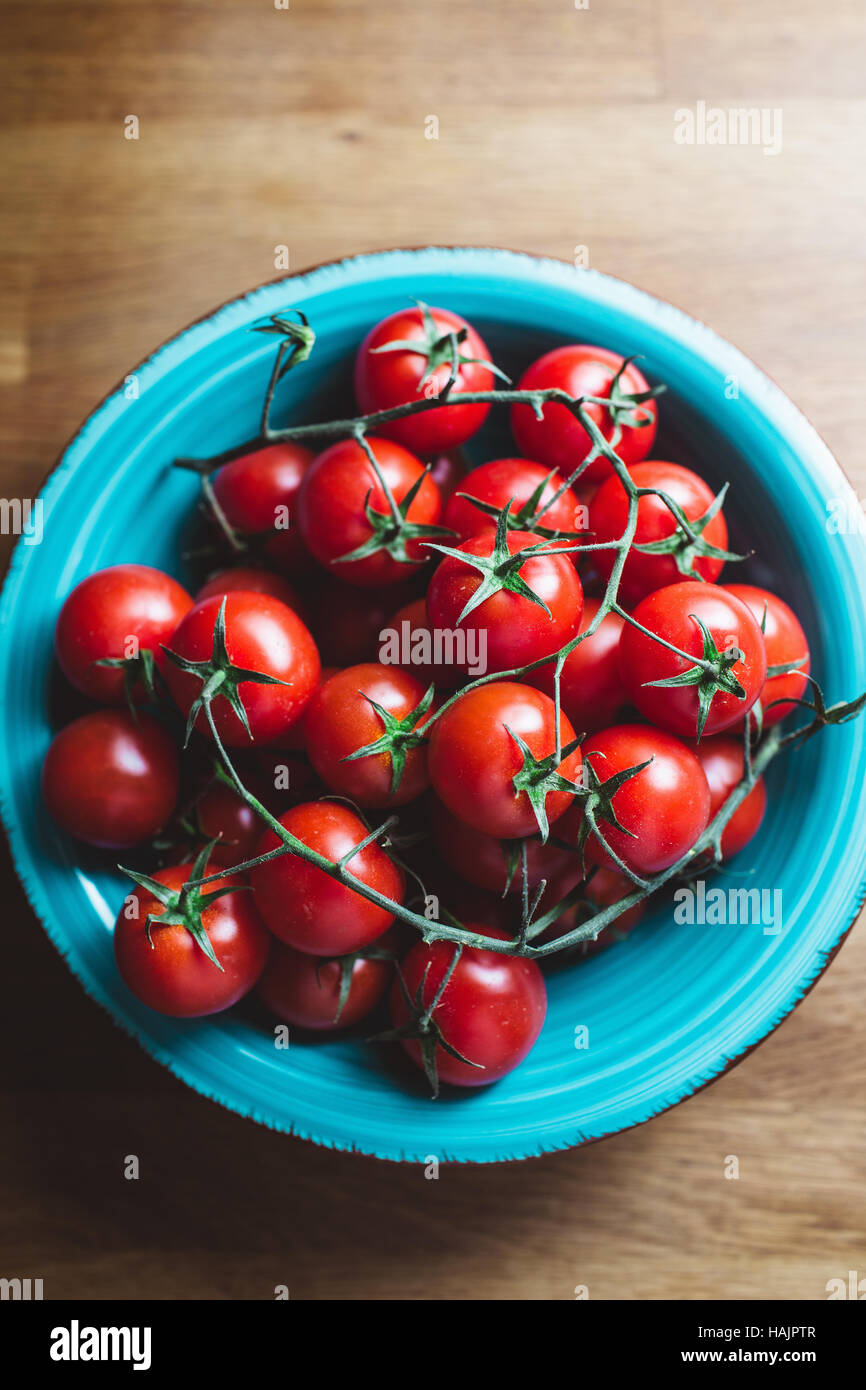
[1,0,864,1301]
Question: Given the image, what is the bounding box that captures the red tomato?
[443,457,583,544]
[618,582,767,738]
[428,682,582,839]
[590,461,730,605]
[250,801,404,955]
[511,345,657,486]
[257,934,396,1031]
[566,723,711,876]
[431,797,574,895]
[722,583,810,726]
[425,448,468,504]
[525,597,626,735]
[211,443,315,576]
[297,436,443,587]
[389,930,547,1089]
[354,305,494,453]
[114,862,269,1017]
[163,592,320,747]
[307,576,417,667]
[42,710,179,849]
[386,597,463,690]
[538,865,645,954]
[303,663,433,807]
[694,736,767,858]
[195,567,305,616]
[194,778,267,868]
[426,528,584,675]
[55,564,193,705]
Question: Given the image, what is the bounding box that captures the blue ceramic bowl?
[2,248,865,1162]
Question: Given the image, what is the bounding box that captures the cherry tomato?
[425,448,468,504]
[42,710,179,849]
[55,564,193,705]
[307,576,417,667]
[389,930,547,1088]
[428,682,582,839]
[525,597,626,735]
[426,528,584,675]
[163,592,320,747]
[511,345,657,486]
[618,581,767,737]
[354,305,494,453]
[113,862,269,1017]
[590,461,730,605]
[195,566,305,616]
[303,663,433,807]
[443,457,583,545]
[538,865,645,954]
[250,800,404,955]
[297,436,443,587]
[193,778,267,868]
[431,796,573,895]
[566,723,711,876]
[211,443,315,577]
[256,933,396,1031]
[694,736,767,858]
[386,597,463,690]
[722,583,810,726]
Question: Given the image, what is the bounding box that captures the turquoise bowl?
[2,248,865,1162]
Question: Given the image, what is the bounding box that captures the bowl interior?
[2,248,865,1162]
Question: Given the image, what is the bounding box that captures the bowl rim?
[2,244,865,1163]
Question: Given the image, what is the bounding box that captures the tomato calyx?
[641,613,747,739]
[372,948,483,1097]
[369,299,510,397]
[118,841,247,971]
[95,646,163,714]
[426,503,564,625]
[161,597,292,745]
[333,434,454,569]
[573,753,654,886]
[318,941,399,1023]
[454,474,587,542]
[603,356,663,432]
[341,684,436,794]
[632,482,746,578]
[507,726,583,843]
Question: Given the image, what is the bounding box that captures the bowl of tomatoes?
[2,247,865,1163]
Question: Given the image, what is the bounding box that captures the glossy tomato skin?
[355,306,494,454]
[389,930,547,1088]
[256,935,395,1031]
[567,723,711,876]
[694,735,767,858]
[195,567,305,617]
[297,436,442,587]
[250,801,404,955]
[525,597,626,735]
[211,443,315,577]
[443,457,583,545]
[42,710,179,849]
[194,778,267,868]
[722,583,810,726]
[431,796,574,895]
[425,449,468,504]
[387,597,463,690]
[163,592,320,747]
[113,863,270,1017]
[428,682,582,839]
[303,663,432,807]
[426,529,584,675]
[618,582,767,737]
[590,461,729,605]
[55,564,193,705]
[510,345,657,486]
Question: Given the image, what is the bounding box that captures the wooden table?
[2,0,864,1300]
